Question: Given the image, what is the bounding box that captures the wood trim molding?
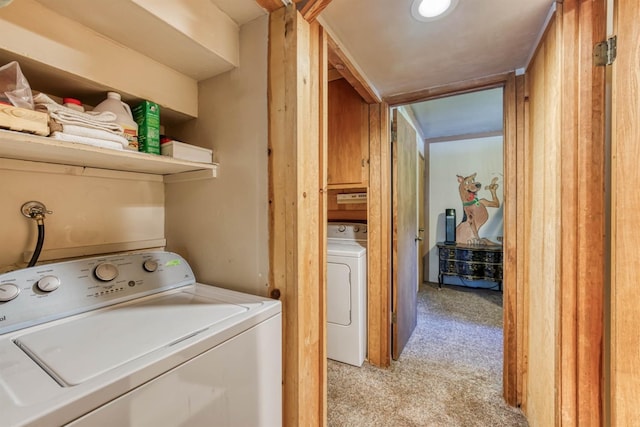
[268,6,326,426]
[367,102,391,367]
[327,68,343,82]
[400,105,426,141]
[515,73,528,409]
[326,34,381,104]
[255,0,286,13]
[384,72,512,106]
[299,0,333,22]
[424,130,503,144]
[502,72,519,407]
[256,1,334,23]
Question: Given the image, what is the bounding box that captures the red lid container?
[62,98,82,106]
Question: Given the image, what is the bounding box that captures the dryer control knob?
[37,275,61,292]
[143,259,158,273]
[95,263,119,282]
[0,283,20,302]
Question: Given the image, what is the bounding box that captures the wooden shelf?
[0,130,217,180]
[327,183,368,190]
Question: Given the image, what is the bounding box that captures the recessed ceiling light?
[411,0,458,22]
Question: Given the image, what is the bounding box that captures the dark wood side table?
[437,242,503,290]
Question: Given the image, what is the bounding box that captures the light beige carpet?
[327,282,528,426]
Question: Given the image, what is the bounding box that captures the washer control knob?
[94,263,119,282]
[143,259,158,273]
[0,283,20,302]
[37,275,61,292]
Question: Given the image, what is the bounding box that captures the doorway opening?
[412,87,504,289]
[327,85,525,424]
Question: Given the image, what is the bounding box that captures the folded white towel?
[57,124,128,148]
[34,93,124,134]
[50,131,123,151]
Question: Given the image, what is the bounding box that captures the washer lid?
[14,291,248,387]
[327,241,366,257]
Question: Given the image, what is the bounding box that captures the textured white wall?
[427,136,503,283]
[165,16,269,296]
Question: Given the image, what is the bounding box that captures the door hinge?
[594,36,617,66]
[391,130,397,142]
[392,312,397,324]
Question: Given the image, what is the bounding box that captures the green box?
[133,101,160,154]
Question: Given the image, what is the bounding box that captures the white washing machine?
[327,222,367,367]
[0,251,281,427]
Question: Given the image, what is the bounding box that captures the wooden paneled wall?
[522,1,606,424]
[524,11,562,426]
[610,0,640,423]
[558,0,606,425]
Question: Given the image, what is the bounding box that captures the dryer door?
[327,262,351,326]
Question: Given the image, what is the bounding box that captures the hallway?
[328,283,526,426]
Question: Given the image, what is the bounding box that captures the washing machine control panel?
[327,223,368,242]
[0,251,195,335]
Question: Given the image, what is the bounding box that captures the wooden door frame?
[385,73,522,406]
[556,1,606,424]
[267,5,327,426]
[418,152,426,286]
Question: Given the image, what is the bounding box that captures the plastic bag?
[0,61,34,109]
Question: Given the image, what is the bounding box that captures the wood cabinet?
[327,78,369,188]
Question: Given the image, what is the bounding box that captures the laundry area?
[0,0,638,426]
[0,1,281,425]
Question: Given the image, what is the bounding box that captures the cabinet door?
[327,79,369,187]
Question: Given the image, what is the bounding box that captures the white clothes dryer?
[326,223,367,367]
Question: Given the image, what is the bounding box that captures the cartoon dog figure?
[455,173,500,245]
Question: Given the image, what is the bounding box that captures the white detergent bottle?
[93,92,139,150]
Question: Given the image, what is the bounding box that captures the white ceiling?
[410,88,503,140]
[320,0,554,99]
[319,0,553,139]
